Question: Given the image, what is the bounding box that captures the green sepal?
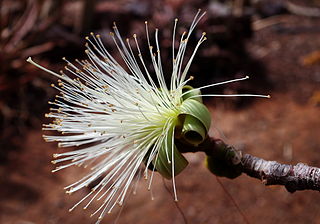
[179,98,211,146]
[180,98,211,133]
[181,114,207,146]
[182,85,202,103]
[153,125,188,179]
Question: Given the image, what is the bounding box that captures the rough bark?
[241,154,320,193]
[182,137,320,193]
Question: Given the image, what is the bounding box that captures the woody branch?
[180,138,320,193]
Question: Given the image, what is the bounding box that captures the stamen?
[30,10,269,224]
[190,94,271,98]
[181,76,250,98]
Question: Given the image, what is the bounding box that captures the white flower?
[27,10,269,223]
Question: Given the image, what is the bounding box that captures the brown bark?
[241,154,320,193]
[182,138,320,193]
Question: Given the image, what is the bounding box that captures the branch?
[241,154,320,193]
[181,138,320,193]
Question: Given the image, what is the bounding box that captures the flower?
[27,10,269,223]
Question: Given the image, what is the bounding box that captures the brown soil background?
[1,1,320,224]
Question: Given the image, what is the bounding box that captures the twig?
[252,15,292,31]
[241,154,320,193]
[4,0,39,53]
[183,138,320,193]
[286,0,320,18]
[21,42,55,58]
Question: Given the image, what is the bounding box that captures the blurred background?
[1,0,320,223]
